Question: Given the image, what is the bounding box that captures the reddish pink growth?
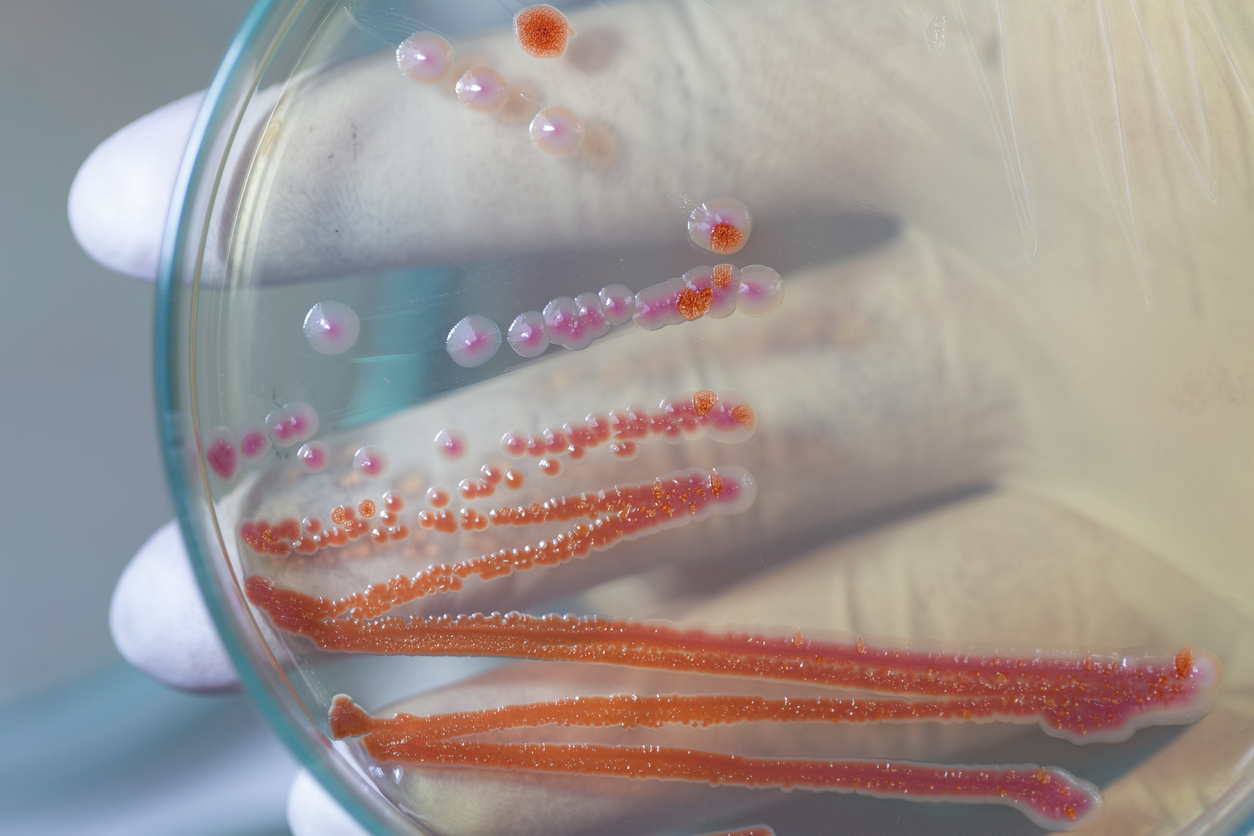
[296,441,330,474]
[435,429,468,461]
[328,692,1101,830]
[383,491,404,512]
[504,469,524,489]
[543,428,567,453]
[538,457,561,477]
[677,286,714,321]
[709,223,745,254]
[481,465,503,485]
[261,466,754,616]
[514,4,573,58]
[610,441,637,459]
[205,434,237,480]
[353,445,388,478]
[501,432,526,459]
[426,487,450,509]
[693,389,718,417]
[357,500,376,519]
[239,518,300,557]
[238,427,268,461]
[265,402,319,447]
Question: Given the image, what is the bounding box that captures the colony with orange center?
[218,11,1224,833]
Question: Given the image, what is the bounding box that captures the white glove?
[72,3,1254,835]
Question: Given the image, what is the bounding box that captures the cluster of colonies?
[396,6,584,156]
[205,400,396,482]
[236,8,1226,831]
[498,388,755,475]
[204,401,319,482]
[246,465,755,605]
[238,390,756,553]
[244,539,1218,833]
[448,199,779,368]
[240,492,409,556]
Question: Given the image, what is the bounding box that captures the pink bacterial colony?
[223,24,1229,832]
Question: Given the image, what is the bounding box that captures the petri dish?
[157,2,1254,835]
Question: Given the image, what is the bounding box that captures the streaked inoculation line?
[1049,0,1153,308]
[1129,0,1217,203]
[950,0,1038,262]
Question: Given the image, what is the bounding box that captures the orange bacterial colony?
[231,156,1219,832]
[238,379,1219,831]
[514,5,574,59]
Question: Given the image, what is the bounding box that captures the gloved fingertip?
[109,518,240,693]
[68,92,205,281]
[288,770,373,836]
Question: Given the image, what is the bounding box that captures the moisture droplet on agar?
[446,315,501,367]
[297,441,330,473]
[205,428,238,480]
[507,310,550,358]
[434,428,468,460]
[688,197,753,255]
[529,106,584,156]
[736,265,785,317]
[353,445,389,478]
[514,4,573,58]
[303,301,360,355]
[396,33,453,84]
[455,66,507,114]
[236,420,269,463]
[265,401,319,447]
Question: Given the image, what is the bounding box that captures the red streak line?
[357,737,1094,826]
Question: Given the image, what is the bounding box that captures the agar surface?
[238,378,1217,830]
[220,37,1226,831]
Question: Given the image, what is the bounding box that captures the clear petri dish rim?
[154,1,417,833]
[153,3,1254,836]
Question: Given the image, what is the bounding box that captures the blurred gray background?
[0,1,298,833]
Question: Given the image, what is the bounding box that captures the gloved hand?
[71,3,1254,836]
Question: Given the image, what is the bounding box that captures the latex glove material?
[109,519,238,693]
[77,2,1254,835]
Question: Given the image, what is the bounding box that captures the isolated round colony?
[166,5,1254,836]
